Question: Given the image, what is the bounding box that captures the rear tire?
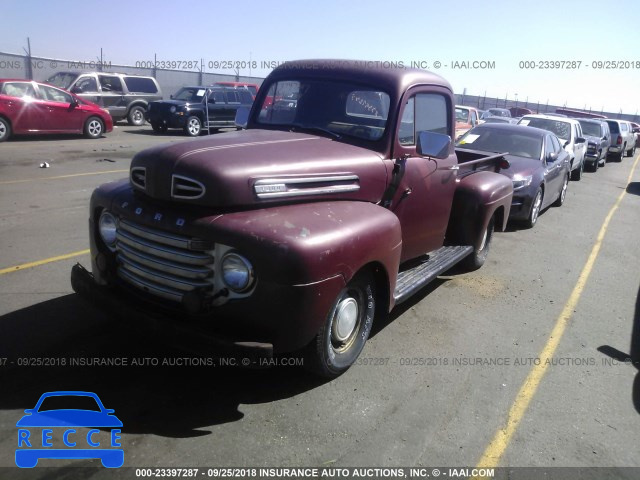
[305,271,376,378]
[628,144,636,157]
[84,117,104,139]
[0,117,11,142]
[127,106,146,126]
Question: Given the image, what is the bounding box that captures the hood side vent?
[254,175,360,199]
[172,175,206,200]
[131,167,146,190]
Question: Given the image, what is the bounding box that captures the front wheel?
[305,271,376,378]
[151,122,167,133]
[462,216,494,271]
[127,106,146,126]
[84,117,104,139]
[184,116,202,136]
[570,159,583,181]
[553,174,569,207]
[0,117,11,142]
[525,187,543,228]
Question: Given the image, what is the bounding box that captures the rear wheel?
[184,116,202,136]
[127,106,146,126]
[0,117,11,142]
[305,271,375,378]
[84,117,104,139]
[628,144,636,157]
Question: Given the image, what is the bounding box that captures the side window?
[398,97,415,145]
[415,93,448,136]
[38,84,72,103]
[225,91,239,104]
[544,135,555,159]
[238,90,253,104]
[212,91,225,103]
[621,122,628,132]
[98,75,123,93]
[123,77,158,94]
[471,110,478,126]
[1,82,35,98]
[74,76,99,93]
[551,135,562,153]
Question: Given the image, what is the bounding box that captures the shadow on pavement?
[626,182,640,196]
[0,294,327,438]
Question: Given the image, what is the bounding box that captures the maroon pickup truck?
[71,60,513,377]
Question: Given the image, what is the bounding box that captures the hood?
[129,129,388,208]
[582,134,601,144]
[499,154,542,180]
[150,99,198,107]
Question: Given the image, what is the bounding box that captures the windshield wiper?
[290,123,341,140]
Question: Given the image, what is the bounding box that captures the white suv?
[518,114,587,180]
[604,119,636,161]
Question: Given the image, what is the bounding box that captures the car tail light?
[617,136,622,145]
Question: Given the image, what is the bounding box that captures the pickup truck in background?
[455,105,481,138]
[71,60,513,377]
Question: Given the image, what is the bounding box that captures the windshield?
[256,79,390,141]
[38,395,101,412]
[519,117,571,141]
[46,72,79,89]
[456,127,542,159]
[173,87,207,102]
[455,108,470,123]
[579,121,602,137]
[488,109,510,117]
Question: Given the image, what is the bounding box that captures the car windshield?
[173,87,207,102]
[579,121,602,137]
[456,127,542,159]
[455,108,470,122]
[256,79,390,141]
[489,109,510,117]
[46,72,79,89]
[520,117,571,141]
[38,395,101,412]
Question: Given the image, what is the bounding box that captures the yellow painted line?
[0,249,90,276]
[475,152,640,470]
[0,169,128,185]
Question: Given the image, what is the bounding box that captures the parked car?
[631,122,640,148]
[214,82,260,99]
[604,119,636,160]
[577,119,610,171]
[517,114,586,180]
[483,116,519,124]
[455,105,481,138]
[457,124,570,227]
[481,108,511,119]
[72,60,514,378]
[509,107,533,117]
[146,86,254,136]
[46,71,162,126]
[0,79,113,142]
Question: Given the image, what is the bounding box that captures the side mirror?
[169,94,173,99]
[235,106,250,129]
[417,131,451,159]
[547,152,558,162]
[563,140,570,148]
[575,137,586,144]
[602,136,608,140]
[69,97,79,109]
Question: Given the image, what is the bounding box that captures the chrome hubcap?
[89,121,101,136]
[561,179,567,201]
[133,110,143,123]
[332,297,359,343]
[188,119,200,135]
[531,191,542,223]
[479,225,488,251]
[0,123,6,138]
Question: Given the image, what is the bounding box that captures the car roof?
[521,114,579,124]
[473,122,550,138]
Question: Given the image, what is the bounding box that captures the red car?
[0,79,113,142]
[213,82,259,99]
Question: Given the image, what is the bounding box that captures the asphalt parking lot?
[0,124,639,477]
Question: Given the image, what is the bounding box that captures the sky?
[2,0,640,114]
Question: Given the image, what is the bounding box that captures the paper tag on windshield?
[459,134,480,144]
[519,120,530,126]
[197,89,206,96]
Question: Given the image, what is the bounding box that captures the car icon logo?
[15,391,123,468]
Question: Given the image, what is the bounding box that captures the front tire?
[525,187,543,228]
[151,122,167,133]
[305,271,376,378]
[462,216,494,271]
[127,106,146,126]
[553,174,569,207]
[84,117,104,139]
[570,158,583,181]
[0,117,11,142]
[184,116,202,136]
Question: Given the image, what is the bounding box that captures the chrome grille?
[115,218,214,302]
[130,167,146,190]
[172,175,205,199]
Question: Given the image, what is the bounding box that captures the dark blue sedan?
[456,123,571,228]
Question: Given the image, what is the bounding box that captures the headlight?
[221,253,254,292]
[98,211,118,251]
[170,106,177,113]
[512,175,533,191]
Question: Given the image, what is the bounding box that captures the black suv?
[146,86,254,136]
[46,72,162,125]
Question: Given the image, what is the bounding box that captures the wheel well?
[0,114,11,127]
[127,102,147,113]
[493,205,505,232]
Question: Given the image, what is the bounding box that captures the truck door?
[391,89,458,262]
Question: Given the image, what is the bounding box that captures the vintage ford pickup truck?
[71,60,513,377]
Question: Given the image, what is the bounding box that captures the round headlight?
[98,211,118,250]
[169,106,177,113]
[221,253,254,292]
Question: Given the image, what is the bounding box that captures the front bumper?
[508,193,534,220]
[145,112,187,129]
[71,263,274,360]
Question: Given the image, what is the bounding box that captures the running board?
[393,246,473,304]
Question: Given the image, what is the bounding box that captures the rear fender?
[447,171,513,249]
